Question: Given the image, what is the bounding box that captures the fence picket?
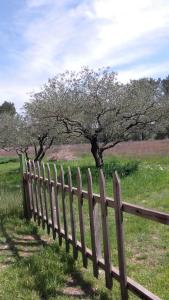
[32,161,40,224]
[19,155,30,219]
[24,159,32,218]
[42,163,50,233]
[94,201,101,258]
[87,168,99,278]
[27,160,36,221]
[68,167,78,259]
[77,167,87,268]
[53,163,62,245]
[36,161,44,225]
[113,171,128,300]
[47,163,56,239]
[60,165,69,252]
[99,169,113,289]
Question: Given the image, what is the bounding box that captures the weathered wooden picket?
[20,155,169,300]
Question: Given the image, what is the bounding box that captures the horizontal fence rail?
[21,157,169,300]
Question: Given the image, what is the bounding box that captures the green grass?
[0,216,118,300]
[0,155,169,299]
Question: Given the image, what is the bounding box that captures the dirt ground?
[1,139,169,160]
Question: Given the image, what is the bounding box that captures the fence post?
[19,153,30,220]
[77,167,88,268]
[87,168,99,278]
[113,171,128,300]
[60,165,69,252]
[53,163,62,245]
[99,169,113,289]
[68,167,78,259]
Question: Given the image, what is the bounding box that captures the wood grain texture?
[68,167,78,259]
[32,160,40,224]
[77,167,87,267]
[42,163,50,233]
[28,160,36,221]
[87,168,99,278]
[60,165,69,252]
[113,172,128,300]
[53,163,62,245]
[99,169,112,289]
[36,161,44,226]
[47,163,56,239]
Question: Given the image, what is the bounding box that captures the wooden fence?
[20,155,169,300]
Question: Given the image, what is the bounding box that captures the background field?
[1,139,169,160]
[0,143,169,299]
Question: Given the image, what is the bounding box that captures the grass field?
[0,155,169,299]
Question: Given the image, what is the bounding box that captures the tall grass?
[0,157,21,217]
[0,189,22,217]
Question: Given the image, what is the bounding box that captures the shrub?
[104,159,140,177]
[61,158,140,186]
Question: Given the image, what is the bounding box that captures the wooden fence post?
[113,171,128,300]
[99,169,113,289]
[19,154,30,220]
[47,163,56,239]
[53,163,62,245]
[87,168,99,278]
[37,161,44,226]
[60,165,69,252]
[68,166,78,259]
[25,159,32,219]
[77,167,88,268]
[28,160,36,221]
[42,162,50,233]
[32,160,40,224]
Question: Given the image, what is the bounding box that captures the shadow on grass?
[0,214,45,262]
[0,214,112,300]
[21,242,111,300]
[0,157,18,165]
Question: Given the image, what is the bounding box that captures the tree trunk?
[39,150,46,161]
[91,136,103,169]
[34,146,43,161]
[25,150,29,161]
[34,137,54,162]
[34,143,38,157]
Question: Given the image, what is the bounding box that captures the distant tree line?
[0,101,16,115]
[0,67,169,168]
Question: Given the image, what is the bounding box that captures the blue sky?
[1,0,169,110]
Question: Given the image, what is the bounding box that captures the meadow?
[0,154,169,299]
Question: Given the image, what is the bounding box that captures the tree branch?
[101,140,121,152]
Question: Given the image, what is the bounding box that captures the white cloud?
[1,0,169,109]
[86,0,169,62]
[20,0,169,72]
[118,60,169,82]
